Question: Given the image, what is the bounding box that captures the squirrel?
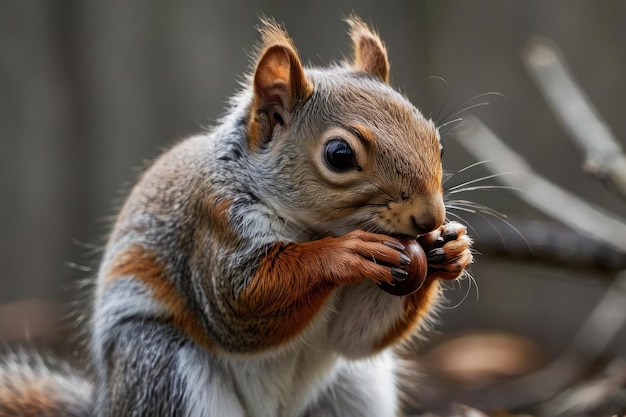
[0,15,473,417]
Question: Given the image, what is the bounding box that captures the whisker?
[457,159,498,174]
[439,91,504,123]
[353,187,391,198]
[445,210,470,222]
[467,271,479,300]
[437,91,505,139]
[442,164,505,187]
[435,82,455,124]
[490,215,534,254]
[337,203,388,211]
[447,200,508,219]
[465,206,507,244]
[424,75,450,86]
[446,172,513,191]
[441,102,490,125]
[439,122,466,139]
[369,182,398,202]
[447,185,521,195]
[441,268,480,309]
[442,171,457,185]
[438,117,463,130]
[440,277,472,309]
[448,200,533,253]
[445,204,477,214]
[455,199,521,248]
[450,91,505,112]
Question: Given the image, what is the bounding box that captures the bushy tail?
[0,350,92,417]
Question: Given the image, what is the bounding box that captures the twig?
[522,36,626,199]
[468,217,626,272]
[458,117,626,253]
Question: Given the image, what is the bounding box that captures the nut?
[378,236,428,296]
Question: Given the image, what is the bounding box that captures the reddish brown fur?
[0,376,69,417]
[374,279,440,350]
[349,123,376,147]
[238,239,339,348]
[238,231,402,348]
[106,245,213,349]
[0,374,83,417]
[200,194,239,249]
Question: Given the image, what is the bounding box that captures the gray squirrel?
[0,16,472,417]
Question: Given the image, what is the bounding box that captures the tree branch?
[522,36,626,199]
[457,117,626,253]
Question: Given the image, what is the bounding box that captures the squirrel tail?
[0,350,92,417]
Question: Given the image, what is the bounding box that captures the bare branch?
[467,217,626,272]
[522,36,626,198]
[457,117,626,252]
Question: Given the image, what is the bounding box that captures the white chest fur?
[177,288,401,417]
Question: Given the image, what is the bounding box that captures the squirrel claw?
[418,221,473,281]
[390,268,408,283]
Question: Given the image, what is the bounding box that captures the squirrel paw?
[417,221,473,281]
[332,230,411,287]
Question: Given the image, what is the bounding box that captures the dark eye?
[439,144,444,159]
[324,139,357,171]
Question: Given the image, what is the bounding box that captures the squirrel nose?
[411,214,440,235]
[411,198,445,235]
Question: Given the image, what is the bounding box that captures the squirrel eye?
[324,139,357,171]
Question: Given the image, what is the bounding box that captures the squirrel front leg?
[226,230,410,351]
[329,221,473,355]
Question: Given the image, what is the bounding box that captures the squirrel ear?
[346,15,390,84]
[248,19,313,149]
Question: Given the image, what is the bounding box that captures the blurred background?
[1,0,626,414]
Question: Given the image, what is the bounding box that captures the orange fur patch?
[200,194,239,249]
[0,374,74,416]
[374,278,440,350]
[349,123,376,147]
[106,245,213,349]
[238,239,339,348]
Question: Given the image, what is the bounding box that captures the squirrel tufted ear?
[346,15,390,84]
[248,18,313,150]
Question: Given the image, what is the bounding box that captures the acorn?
[378,236,428,296]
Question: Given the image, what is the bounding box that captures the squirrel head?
[246,16,444,239]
